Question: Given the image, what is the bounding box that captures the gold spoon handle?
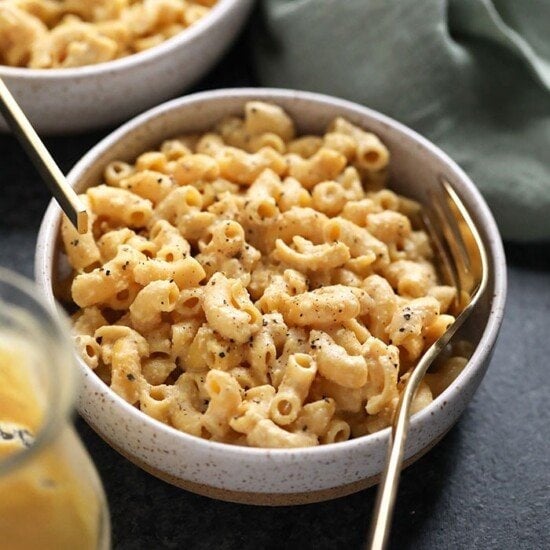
[0,77,88,234]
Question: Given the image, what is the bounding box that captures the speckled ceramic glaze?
[0,0,253,135]
[35,89,507,505]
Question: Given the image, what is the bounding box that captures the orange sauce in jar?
[0,337,102,550]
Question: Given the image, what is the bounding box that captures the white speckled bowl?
[0,0,253,135]
[35,89,507,505]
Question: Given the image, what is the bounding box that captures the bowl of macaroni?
[0,0,253,134]
[35,89,506,505]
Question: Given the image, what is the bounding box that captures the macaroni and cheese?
[0,0,218,68]
[61,101,466,448]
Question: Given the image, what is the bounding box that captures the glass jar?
[0,268,110,550]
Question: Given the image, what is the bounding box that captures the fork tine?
[437,186,472,274]
[428,182,477,302]
[421,205,461,296]
[440,179,485,296]
[422,203,461,298]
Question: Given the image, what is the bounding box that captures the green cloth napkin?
[253,0,550,241]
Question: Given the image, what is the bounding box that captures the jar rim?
[0,267,76,477]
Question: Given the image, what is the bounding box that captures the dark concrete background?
[0,32,548,550]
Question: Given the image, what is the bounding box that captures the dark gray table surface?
[0,34,548,550]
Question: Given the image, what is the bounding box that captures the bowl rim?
[35,87,507,460]
[0,0,242,79]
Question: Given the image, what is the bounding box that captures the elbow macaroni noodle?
[0,0,218,68]
[61,101,467,448]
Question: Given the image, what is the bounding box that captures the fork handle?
[365,366,422,550]
[366,318,464,550]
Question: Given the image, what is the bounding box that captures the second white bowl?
[0,0,253,135]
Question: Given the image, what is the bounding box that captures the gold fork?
[367,178,489,550]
